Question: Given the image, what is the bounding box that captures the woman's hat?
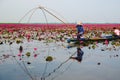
[77,21,82,25]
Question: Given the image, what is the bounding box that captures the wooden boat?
[67,36,120,48]
[67,36,120,43]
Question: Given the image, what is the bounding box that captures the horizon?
[0,22,120,24]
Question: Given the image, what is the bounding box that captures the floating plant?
[46,56,53,62]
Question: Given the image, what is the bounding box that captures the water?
[0,40,120,80]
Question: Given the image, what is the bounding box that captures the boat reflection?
[70,47,84,62]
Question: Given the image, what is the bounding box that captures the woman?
[76,21,84,40]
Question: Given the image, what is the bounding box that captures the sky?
[0,0,120,23]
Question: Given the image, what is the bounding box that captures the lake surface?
[0,40,120,80]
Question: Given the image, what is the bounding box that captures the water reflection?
[0,40,120,80]
[70,47,84,62]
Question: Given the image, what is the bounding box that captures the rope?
[51,61,73,80]
[44,51,77,78]
[27,8,38,23]
[9,45,35,80]
[18,7,38,23]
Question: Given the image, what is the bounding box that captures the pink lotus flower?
[104,40,109,46]
[95,41,98,47]
[34,54,37,58]
[18,53,22,57]
[80,41,83,43]
[34,48,37,51]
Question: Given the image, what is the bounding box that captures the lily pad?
[26,52,31,57]
[46,56,53,62]
[16,39,22,44]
